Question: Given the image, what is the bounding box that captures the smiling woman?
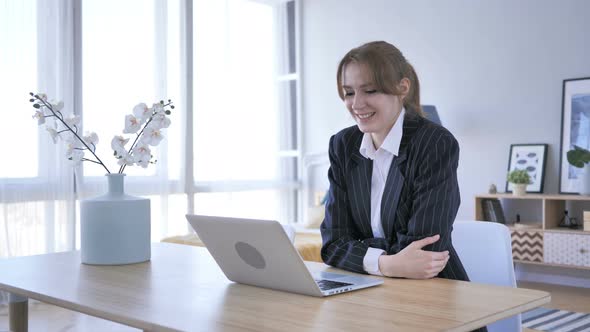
[321,41,474,284]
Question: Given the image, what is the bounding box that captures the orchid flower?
[148,112,171,130]
[116,151,135,167]
[133,103,150,124]
[50,100,64,112]
[29,92,173,174]
[123,114,142,134]
[111,135,130,155]
[32,110,45,125]
[46,127,59,143]
[83,132,99,151]
[64,115,81,127]
[141,127,164,146]
[132,142,152,168]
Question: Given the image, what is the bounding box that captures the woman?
[320,41,468,281]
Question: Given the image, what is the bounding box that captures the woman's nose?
[352,93,365,110]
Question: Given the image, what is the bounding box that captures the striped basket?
[511,229,543,263]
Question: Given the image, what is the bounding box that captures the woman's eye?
[365,89,377,94]
[344,91,354,97]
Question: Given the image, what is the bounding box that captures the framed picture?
[506,144,548,193]
[559,77,590,194]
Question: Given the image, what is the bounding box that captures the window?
[0,0,301,260]
[0,0,38,179]
[191,0,301,223]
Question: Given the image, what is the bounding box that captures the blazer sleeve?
[392,130,460,254]
[320,135,376,274]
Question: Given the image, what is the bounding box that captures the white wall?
[301,0,590,221]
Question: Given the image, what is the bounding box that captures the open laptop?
[186,214,383,297]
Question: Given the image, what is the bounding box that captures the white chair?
[452,221,521,332]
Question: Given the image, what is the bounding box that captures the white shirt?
[360,108,405,276]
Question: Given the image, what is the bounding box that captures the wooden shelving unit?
[474,194,590,269]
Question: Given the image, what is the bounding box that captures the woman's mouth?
[357,112,375,120]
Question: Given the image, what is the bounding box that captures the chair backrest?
[452,221,521,332]
[422,105,442,125]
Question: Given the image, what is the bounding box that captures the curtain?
[0,0,296,305]
[0,0,78,304]
[0,0,187,304]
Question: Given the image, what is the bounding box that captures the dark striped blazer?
[320,112,469,281]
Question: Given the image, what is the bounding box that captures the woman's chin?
[355,123,375,133]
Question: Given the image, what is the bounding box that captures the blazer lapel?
[350,139,372,236]
[380,113,421,237]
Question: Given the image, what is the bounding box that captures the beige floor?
[518,281,590,313]
[1,281,589,332]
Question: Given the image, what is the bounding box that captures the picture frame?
[559,77,590,194]
[506,144,548,193]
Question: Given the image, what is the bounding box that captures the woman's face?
[341,61,405,147]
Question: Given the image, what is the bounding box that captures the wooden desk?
[0,243,550,332]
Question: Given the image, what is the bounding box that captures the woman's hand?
[378,234,450,279]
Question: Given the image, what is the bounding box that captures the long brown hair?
[336,41,423,117]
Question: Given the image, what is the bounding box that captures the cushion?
[162,231,323,262]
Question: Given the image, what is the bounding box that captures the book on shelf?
[480,198,505,224]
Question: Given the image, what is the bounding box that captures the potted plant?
[507,169,531,196]
[567,145,590,195]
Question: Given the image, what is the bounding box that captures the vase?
[80,174,151,265]
[512,183,527,196]
[581,163,590,195]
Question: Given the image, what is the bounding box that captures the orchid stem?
[35,96,111,174]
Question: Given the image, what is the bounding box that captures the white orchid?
[123,114,142,134]
[67,149,85,165]
[50,100,64,112]
[83,132,99,150]
[64,137,85,163]
[151,102,164,115]
[32,110,45,125]
[111,135,130,155]
[29,92,173,174]
[141,127,164,146]
[64,115,81,128]
[132,103,150,123]
[147,112,171,130]
[132,142,152,168]
[46,127,59,143]
[116,151,135,167]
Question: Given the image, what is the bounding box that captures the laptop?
[186,214,383,297]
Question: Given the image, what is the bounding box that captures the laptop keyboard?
[315,279,353,291]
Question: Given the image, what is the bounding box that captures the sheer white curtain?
[0,0,78,304]
[192,0,300,224]
[0,0,186,303]
[78,0,186,243]
[0,0,298,304]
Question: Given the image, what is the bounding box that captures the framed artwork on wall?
[559,77,590,194]
[506,144,548,193]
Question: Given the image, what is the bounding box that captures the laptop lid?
[186,214,382,297]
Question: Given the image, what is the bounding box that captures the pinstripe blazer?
[320,112,469,281]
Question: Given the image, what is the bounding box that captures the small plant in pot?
[507,169,531,196]
[567,145,590,195]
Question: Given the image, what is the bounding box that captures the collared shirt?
[360,108,405,276]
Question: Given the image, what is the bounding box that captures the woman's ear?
[398,78,411,98]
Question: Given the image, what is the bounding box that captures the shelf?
[476,193,590,270]
[507,224,542,231]
[544,227,590,235]
[513,259,590,270]
[476,193,590,201]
